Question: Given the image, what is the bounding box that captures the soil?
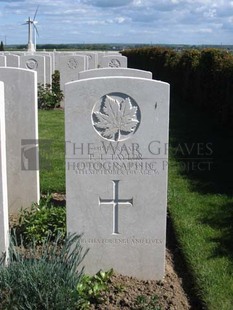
[91,249,191,310]
[9,193,204,310]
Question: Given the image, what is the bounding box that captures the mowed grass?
[38,109,65,193]
[169,164,233,309]
[38,105,233,309]
[168,100,233,310]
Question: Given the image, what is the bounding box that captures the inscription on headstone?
[20,55,46,85]
[26,58,38,70]
[99,180,133,234]
[99,55,127,68]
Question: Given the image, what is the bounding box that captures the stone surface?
[59,55,87,92]
[6,54,20,67]
[65,76,170,280]
[36,54,52,85]
[0,82,9,262]
[0,68,40,213]
[79,68,152,80]
[75,52,98,70]
[99,55,127,68]
[84,52,98,69]
[54,52,74,71]
[0,56,6,67]
[20,55,46,85]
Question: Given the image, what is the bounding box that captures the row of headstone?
[0,54,51,85]
[65,66,170,280]
[0,52,127,93]
[1,51,126,70]
[0,60,169,281]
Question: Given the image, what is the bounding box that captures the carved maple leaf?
[93,95,139,141]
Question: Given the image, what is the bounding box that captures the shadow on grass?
[169,98,233,196]
[201,201,233,263]
[169,97,233,268]
[167,97,233,309]
[166,213,206,310]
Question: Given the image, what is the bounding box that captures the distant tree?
[0,41,4,51]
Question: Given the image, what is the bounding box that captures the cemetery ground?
[7,100,233,309]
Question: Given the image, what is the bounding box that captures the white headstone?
[0,82,9,262]
[79,68,152,80]
[0,68,40,213]
[6,54,20,67]
[20,55,46,85]
[65,76,170,280]
[54,52,74,71]
[99,55,127,68]
[84,53,98,69]
[74,52,98,69]
[44,55,52,85]
[59,55,87,92]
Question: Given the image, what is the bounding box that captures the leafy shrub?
[52,70,63,103]
[122,47,233,128]
[0,233,88,310]
[38,70,63,109]
[13,195,66,245]
[38,83,59,109]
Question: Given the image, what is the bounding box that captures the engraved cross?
[99,180,133,235]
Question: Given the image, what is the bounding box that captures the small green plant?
[76,268,113,309]
[52,70,63,103]
[38,71,63,109]
[38,83,57,109]
[134,294,161,310]
[114,283,125,293]
[0,233,88,310]
[13,195,66,245]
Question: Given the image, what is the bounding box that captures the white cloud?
[204,9,217,18]
[80,0,133,8]
[0,0,232,44]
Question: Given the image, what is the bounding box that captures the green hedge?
[122,47,233,128]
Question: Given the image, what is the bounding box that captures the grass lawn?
[38,109,65,193]
[38,103,233,310]
[168,99,233,310]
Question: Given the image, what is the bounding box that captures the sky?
[0,0,233,45]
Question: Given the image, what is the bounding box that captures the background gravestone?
[0,68,40,213]
[54,52,74,71]
[0,82,9,262]
[65,76,170,280]
[20,55,46,85]
[99,55,127,68]
[35,54,52,85]
[59,55,87,92]
[6,54,20,67]
[83,52,98,69]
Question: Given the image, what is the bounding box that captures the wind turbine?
[22,6,39,53]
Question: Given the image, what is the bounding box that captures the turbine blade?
[34,24,39,37]
[33,5,39,21]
